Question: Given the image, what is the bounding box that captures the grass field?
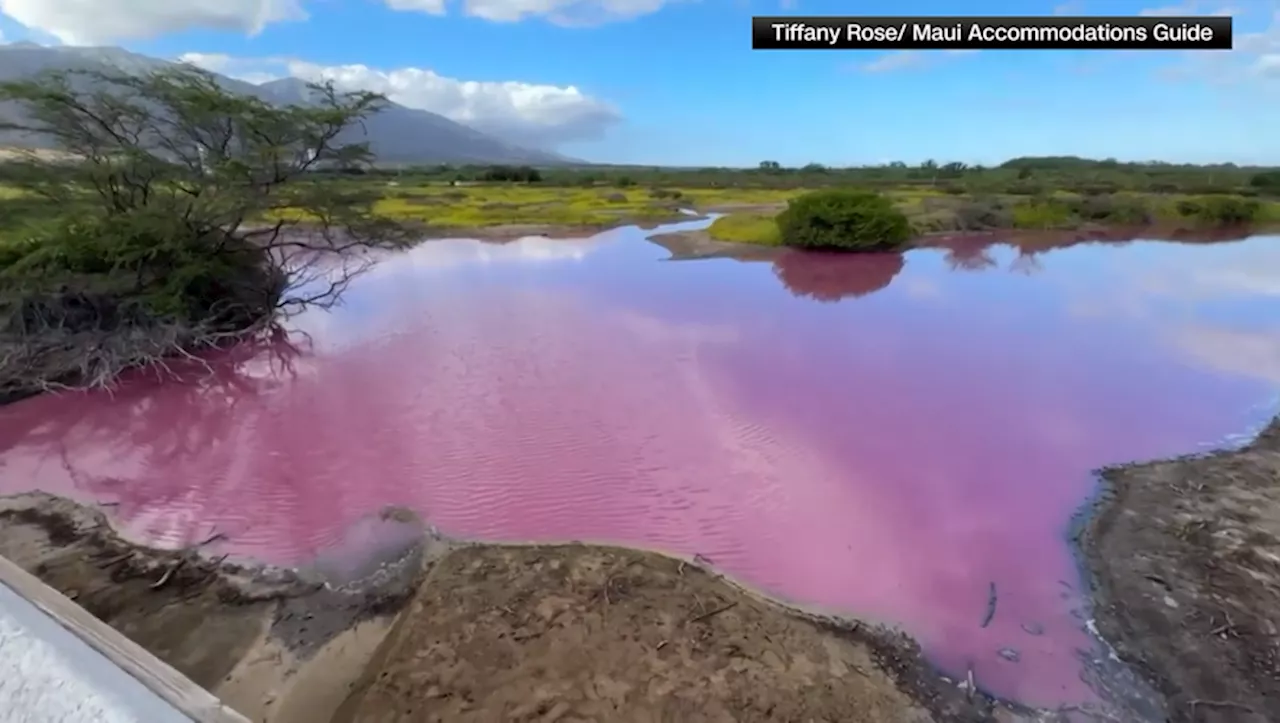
[2,181,1278,246]
[366,183,694,228]
[705,213,783,245]
[706,189,1280,246]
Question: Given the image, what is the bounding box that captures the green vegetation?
[360,184,687,229]
[299,158,1280,238]
[317,157,1280,201]
[776,190,911,251]
[706,213,782,246]
[1,67,1278,395]
[0,67,410,397]
[5,160,1278,247]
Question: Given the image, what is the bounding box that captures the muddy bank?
[0,492,431,723]
[1078,418,1280,722]
[334,544,1044,723]
[646,229,781,261]
[0,493,1075,723]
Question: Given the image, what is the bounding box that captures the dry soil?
[1079,418,1280,723]
[0,493,1064,723]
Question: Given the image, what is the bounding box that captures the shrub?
[1067,194,1153,225]
[1175,196,1259,225]
[1011,197,1075,229]
[775,189,911,251]
[1250,171,1280,195]
[481,165,542,183]
[953,196,1014,230]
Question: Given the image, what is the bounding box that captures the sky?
[0,0,1275,167]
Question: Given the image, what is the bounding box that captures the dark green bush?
[1176,196,1259,225]
[1250,171,1280,196]
[1068,194,1153,225]
[480,165,542,183]
[775,189,911,251]
[1010,197,1075,229]
[953,197,1014,230]
[2,209,283,332]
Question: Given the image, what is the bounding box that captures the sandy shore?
[1077,419,1280,722]
[0,492,1070,723]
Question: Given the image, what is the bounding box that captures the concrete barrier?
[0,555,248,723]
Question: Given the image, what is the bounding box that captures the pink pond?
[2,221,1279,709]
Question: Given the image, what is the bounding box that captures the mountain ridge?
[0,43,579,166]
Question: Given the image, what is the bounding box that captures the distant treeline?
[315,156,1280,197]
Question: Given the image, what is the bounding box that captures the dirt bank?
[0,492,431,723]
[333,544,1045,723]
[0,493,1073,722]
[1078,418,1280,723]
[646,229,781,261]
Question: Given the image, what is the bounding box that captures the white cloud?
[859,51,928,73]
[1139,1,1235,16]
[383,0,682,25]
[178,52,283,84]
[1140,2,1197,15]
[178,53,621,148]
[0,0,687,45]
[0,0,307,44]
[855,49,977,74]
[1175,326,1280,386]
[287,60,618,147]
[1238,12,1280,55]
[1155,8,1278,84]
[384,0,447,14]
[396,236,602,269]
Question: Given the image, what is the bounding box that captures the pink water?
[2,222,1279,709]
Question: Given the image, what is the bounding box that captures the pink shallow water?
[2,224,1279,708]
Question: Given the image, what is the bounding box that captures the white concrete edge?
[0,554,250,723]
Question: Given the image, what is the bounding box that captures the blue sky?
[0,0,1275,166]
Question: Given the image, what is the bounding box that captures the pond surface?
[2,220,1279,709]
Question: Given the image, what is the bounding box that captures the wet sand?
[1078,418,1280,722]
[0,492,1055,723]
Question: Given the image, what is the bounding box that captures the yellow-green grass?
[1257,200,1280,223]
[356,185,699,228]
[706,213,782,246]
[4,181,1278,243]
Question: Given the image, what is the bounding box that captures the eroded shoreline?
[1076,418,1280,722]
[3,223,1278,720]
[0,491,1070,722]
[6,397,1277,723]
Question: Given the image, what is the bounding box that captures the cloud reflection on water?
[2,227,1280,713]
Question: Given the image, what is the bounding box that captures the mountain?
[0,43,575,166]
